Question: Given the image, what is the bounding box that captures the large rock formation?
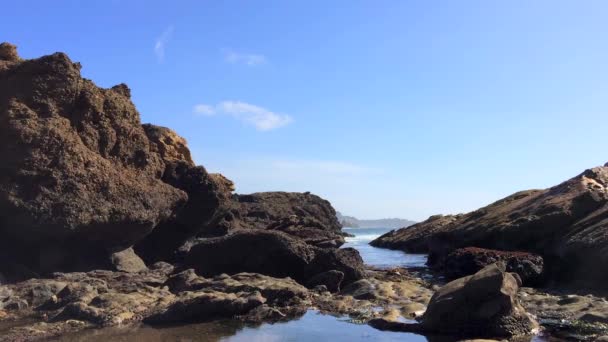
[0,43,238,277]
[182,230,364,288]
[371,165,608,286]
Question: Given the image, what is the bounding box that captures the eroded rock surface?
[368,264,538,339]
[421,263,538,337]
[0,267,312,341]
[0,44,232,276]
[183,230,365,287]
[372,166,608,286]
[436,247,544,286]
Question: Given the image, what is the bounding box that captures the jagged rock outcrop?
[134,127,234,262]
[0,44,194,275]
[371,165,608,286]
[0,43,243,277]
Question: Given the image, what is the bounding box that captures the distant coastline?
[336,211,416,229]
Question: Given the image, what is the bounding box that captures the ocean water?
[342,227,427,269]
[55,229,452,341]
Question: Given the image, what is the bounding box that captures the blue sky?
[3,1,608,220]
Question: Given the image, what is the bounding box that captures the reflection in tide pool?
[342,227,427,268]
[58,227,434,342]
[223,310,427,342]
[61,311,428,342]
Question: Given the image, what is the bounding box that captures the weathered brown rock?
[306,270,344,293]
[371,166,608,286]
[307,248,365,286]
[228,192,342,232]
[371,264,538,338]
[0,45,191,275]
[110,247,147,273]
[142,124,193,165]
[435,247,544,286]
[421,263,538,337]
[144,290,266,324]
[267,216,345,248]
[0,43,20,62]
[183,230,365,287]
[0,266,311,339]
[183,230,316,281]
[134,158,234,263]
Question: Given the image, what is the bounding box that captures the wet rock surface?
[518,287,608,340]
[0,267,312,341]
[367,263,539,339]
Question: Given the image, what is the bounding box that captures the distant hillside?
[336,212,416,229]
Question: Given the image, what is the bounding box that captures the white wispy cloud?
[193,104,215,116]
[154,26,173,62]
[223,50,267,66]
[193,101,292,131]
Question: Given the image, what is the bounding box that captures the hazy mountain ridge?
[336,212,416,228]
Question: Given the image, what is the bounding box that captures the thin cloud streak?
[193,101,292,131]
[154,26,173,62]
[223,50,267,66]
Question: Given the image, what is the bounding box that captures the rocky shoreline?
[0,42,606,341]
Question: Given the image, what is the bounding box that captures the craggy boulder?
[184,230,316,281]
[421,263,538,338]
[437,247,544,286]
[183,230,365,286]
[0,44,187,274]
[232,192,341,231]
